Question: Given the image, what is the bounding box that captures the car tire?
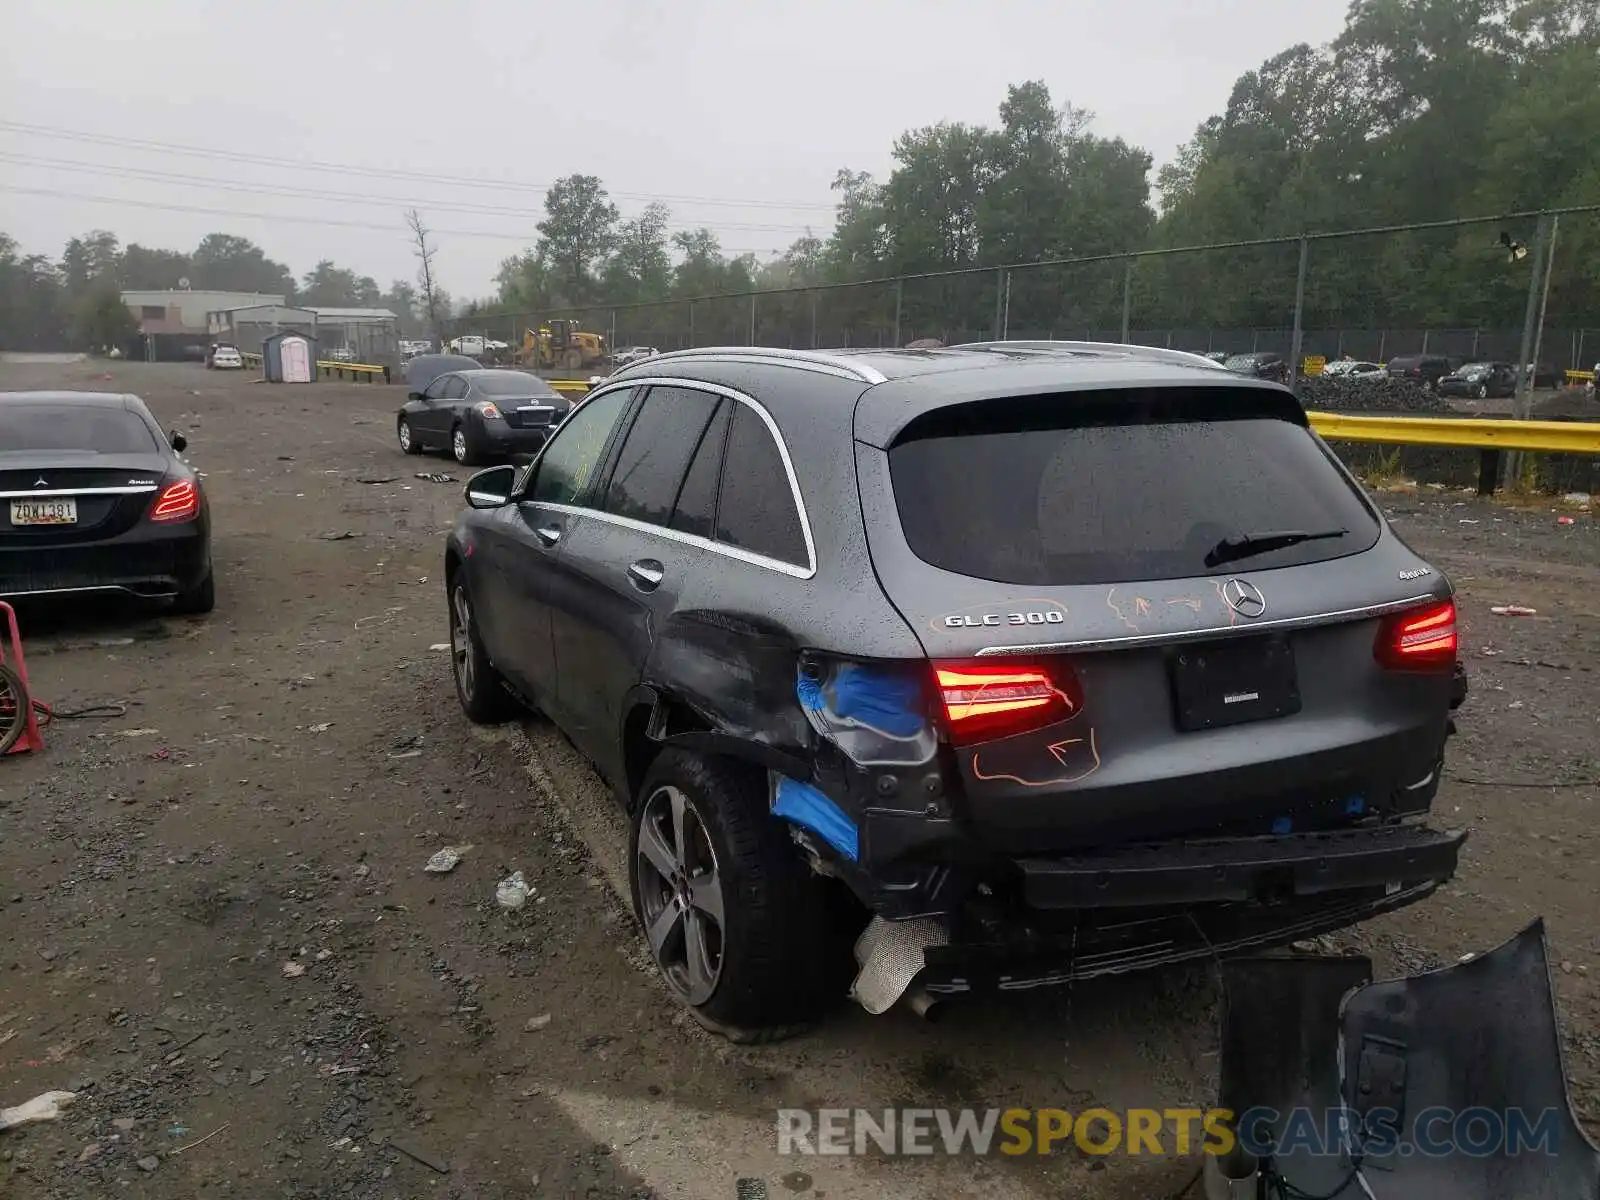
[448,574,518,723]
[629,749,830,1040]
[451,423,483,467]
[172,569,215,615]
[398,417,422,455]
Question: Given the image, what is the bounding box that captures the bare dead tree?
[405,209,442,339]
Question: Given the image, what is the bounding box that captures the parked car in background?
[1385,354,1457,391]
[403,353,482,394]
[1,391,213,613]
[206,343,243,370]
[441,342,1467,1035]
[1437,362,1516,399]
[612,346,659,368]
[398,369,572,465]
[448,335,487,358]
[328,347,357,363]
[1321,359,1385,380]
[1222,352,1290,383]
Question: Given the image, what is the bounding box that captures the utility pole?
[1120,257,1134,344]
[1288,236,1309,394]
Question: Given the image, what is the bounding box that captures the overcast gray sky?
[1,0,1349,299]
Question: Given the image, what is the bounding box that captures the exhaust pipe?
[849,916,948,1015]
[903,987,942,1021]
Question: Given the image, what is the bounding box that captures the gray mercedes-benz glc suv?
[443,341,1468,1036]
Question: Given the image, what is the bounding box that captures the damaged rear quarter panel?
[629,365,931,854]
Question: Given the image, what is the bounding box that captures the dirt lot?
[0,359,1597,1199]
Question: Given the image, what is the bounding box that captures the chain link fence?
[440,206,1600,381]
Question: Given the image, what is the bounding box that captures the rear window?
[0,405,159,454]
[887,390,1379,586]
[473,372,557,397]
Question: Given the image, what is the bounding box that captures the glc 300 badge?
[943,609,1067,628]
[1398,566,1432,581]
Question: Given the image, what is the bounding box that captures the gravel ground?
[0,360,1597,1199]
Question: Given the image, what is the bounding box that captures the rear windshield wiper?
[1205,528,1347,568]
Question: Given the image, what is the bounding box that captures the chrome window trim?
[1,485,159,499]
[974,594,1440,655]
[621,346,887,385]
[528,376,818,579]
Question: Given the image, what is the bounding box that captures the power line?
[0,120,838,213]
[0,152,823,234]
[0,185,786,256]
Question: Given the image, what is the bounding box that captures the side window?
[445,376,469,400]
[423,375,451,399]
[529,387,632,507]
[669,399,730,540]
[601,386,721,527]
[714,403,808,567]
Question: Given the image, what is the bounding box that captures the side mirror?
[170,431,187,453]
[407,391,424,402]
[464,464,518,509]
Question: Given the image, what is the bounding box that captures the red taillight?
[934,661,1080,746]
[1375,599,1457,670]
[149,479,198,522]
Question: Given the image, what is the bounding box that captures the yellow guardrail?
[1307,411,1600,454]
[1567,369,1595,384]
[318,359,389,380]
[240,351,262,366]
[547,378,594,394]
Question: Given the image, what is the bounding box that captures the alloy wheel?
[398,420,412,452]
[635,785,725,1006]
[453,429,468,462]
[450,584,475,698]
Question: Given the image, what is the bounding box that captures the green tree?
[189,233,296,296]
[59,230,122,298]
[671,228,727,297]
[300,260,382,306]
[601,202,673,305]
[73,286,139,352]
[536,175,619,304]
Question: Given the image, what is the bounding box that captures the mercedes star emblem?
[1222,578,1267,618]
[33,477,49,488]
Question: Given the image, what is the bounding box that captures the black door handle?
[628,559,664,591]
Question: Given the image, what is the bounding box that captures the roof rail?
[950,340,1226,371]
[639,346,887,385]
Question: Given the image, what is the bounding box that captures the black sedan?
[1222,351,1291,383]
[0,392,213,612]
[398,370,571,466]
[1438,361,1517,399]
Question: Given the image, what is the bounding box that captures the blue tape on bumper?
[772,776,859,862]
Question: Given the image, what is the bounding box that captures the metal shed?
[263,331,318,384]
[304,307,400,374]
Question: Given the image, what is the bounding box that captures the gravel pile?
[1298,375,1454,414]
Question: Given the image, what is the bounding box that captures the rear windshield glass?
[473,373,557,397]
[888,389,1380,586]
[0,405,159,454]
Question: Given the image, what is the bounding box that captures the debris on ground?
[356,476,400,485]
[1,1090,78,1131]
[389,1139,451,1174]
[428,643,451,652]
[424,845,473,874]
[318,531,361,541]
[496,871,531,910]
[525,1014,552,1032]
[281,961,307,979]
[415,473,457,483]
[309,722,333,733]
[1491,605,1539,616]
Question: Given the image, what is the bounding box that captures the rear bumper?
[0,523,210,600]
[921,879,1447,993]
[1017,823,1464,909]
[473,420,555,457]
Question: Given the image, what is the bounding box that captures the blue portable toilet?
[263,331,318,383]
